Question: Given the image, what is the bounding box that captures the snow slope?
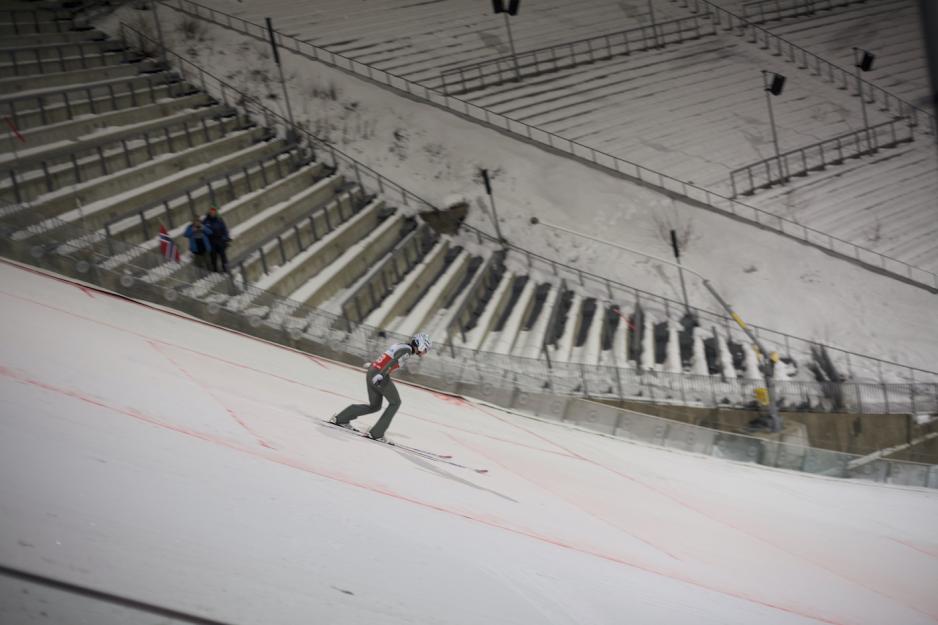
[1,260,937,625]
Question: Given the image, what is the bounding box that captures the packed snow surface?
[1,260,937,625]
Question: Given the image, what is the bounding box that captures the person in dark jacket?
[183,218,212,271]
[330,333,432,441]
[202,205,231,273]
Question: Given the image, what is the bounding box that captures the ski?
[320,420,488,474]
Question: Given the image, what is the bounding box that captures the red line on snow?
[147,341,274,450]
[0,363,848,625]
[447,431,683,562]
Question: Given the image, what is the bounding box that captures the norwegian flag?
[158,224,180,262]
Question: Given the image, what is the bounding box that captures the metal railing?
[740,0,869,24]
[676,0,935,135]
[439,14,717,95]
[4,211,936,421]
[729,117,914,196]
[0,39,133,76]
[164,0,938,293]
[115,18,937,387]
[9,21,933,408]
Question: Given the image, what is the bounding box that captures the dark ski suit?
[333,342,414,439]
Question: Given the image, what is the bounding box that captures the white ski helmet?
[412,332,432,355]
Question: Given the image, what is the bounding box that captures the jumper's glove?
[371,374,384,386]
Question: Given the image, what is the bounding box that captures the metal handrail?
[729,118,914,196]
[112,20,938,384]
[439,14,715,95]
[676,0,936,135]
[741,0,871,24]
[164,0,938,293]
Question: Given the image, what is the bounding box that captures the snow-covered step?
[248,199,388,300]
[461,270,515,351]
[0,39,125,65]
[103,148,307,272]
[394,247,472,339]
[25,125,269,224]
[0,27,104,48]
[550,292,582,363]
[443,250,506,346]
[429,251,497,345]
[486,275,537,355]
[0,48,132,78]
[288,212,410,310]
[1,105,243,204]
[330,220,437,320]
[581,299,606,365]
[230,184,366,288]
[0,56,155,92]
[0,19,74,37]
[144,162,336,286]
[363,236,452,331]
[515,282,559,361]
[33,136,282,237]
[9,85,205,145]
[4,78,192,134]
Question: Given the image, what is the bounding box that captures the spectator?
[183,218,212,271]
[202,205,231,273]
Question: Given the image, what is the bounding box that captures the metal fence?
[729,118,914,196]
[439,14,717,95]
[676,0,936,135]
[2,224,937,486]
[163,0,938,293]
[741,0,869,24]
[106,20,938,390]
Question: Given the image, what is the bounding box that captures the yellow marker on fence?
[754,387,770,406]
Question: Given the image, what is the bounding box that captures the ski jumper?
[333,342,414,438]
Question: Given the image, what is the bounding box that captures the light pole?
[150,0,167,66]
[530,216,782,431]
[493,0,522,81]
[853,47,876,153]
[480,168,506,246]
[762,70,787,185]
[266,17,297,143]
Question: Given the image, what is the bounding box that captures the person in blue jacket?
[202,205,231,273]
[183,218,212,271]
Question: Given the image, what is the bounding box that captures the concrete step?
[484,275,538,355]
[395,247,471,338]
[103,150,312,271]
[0,38,125,62]
[336,221,438,321]
[290,211,410,310]
[364,237,452,331]
[232,184,367,288]
[0,57,154,91]
[1,105,243,204]
[142,159,335,286]
[250,199,389,301]
[2,68,178,114]
[0,27,105,47]
[461,270,516,351]
[2,76,185,132]
[0,19,74,36]
[515,283,559,360]
[223,170,345,260]
[36,136,285,237]
[0,49,131,77]
[25,126,269,223]
[10,88,207,147]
